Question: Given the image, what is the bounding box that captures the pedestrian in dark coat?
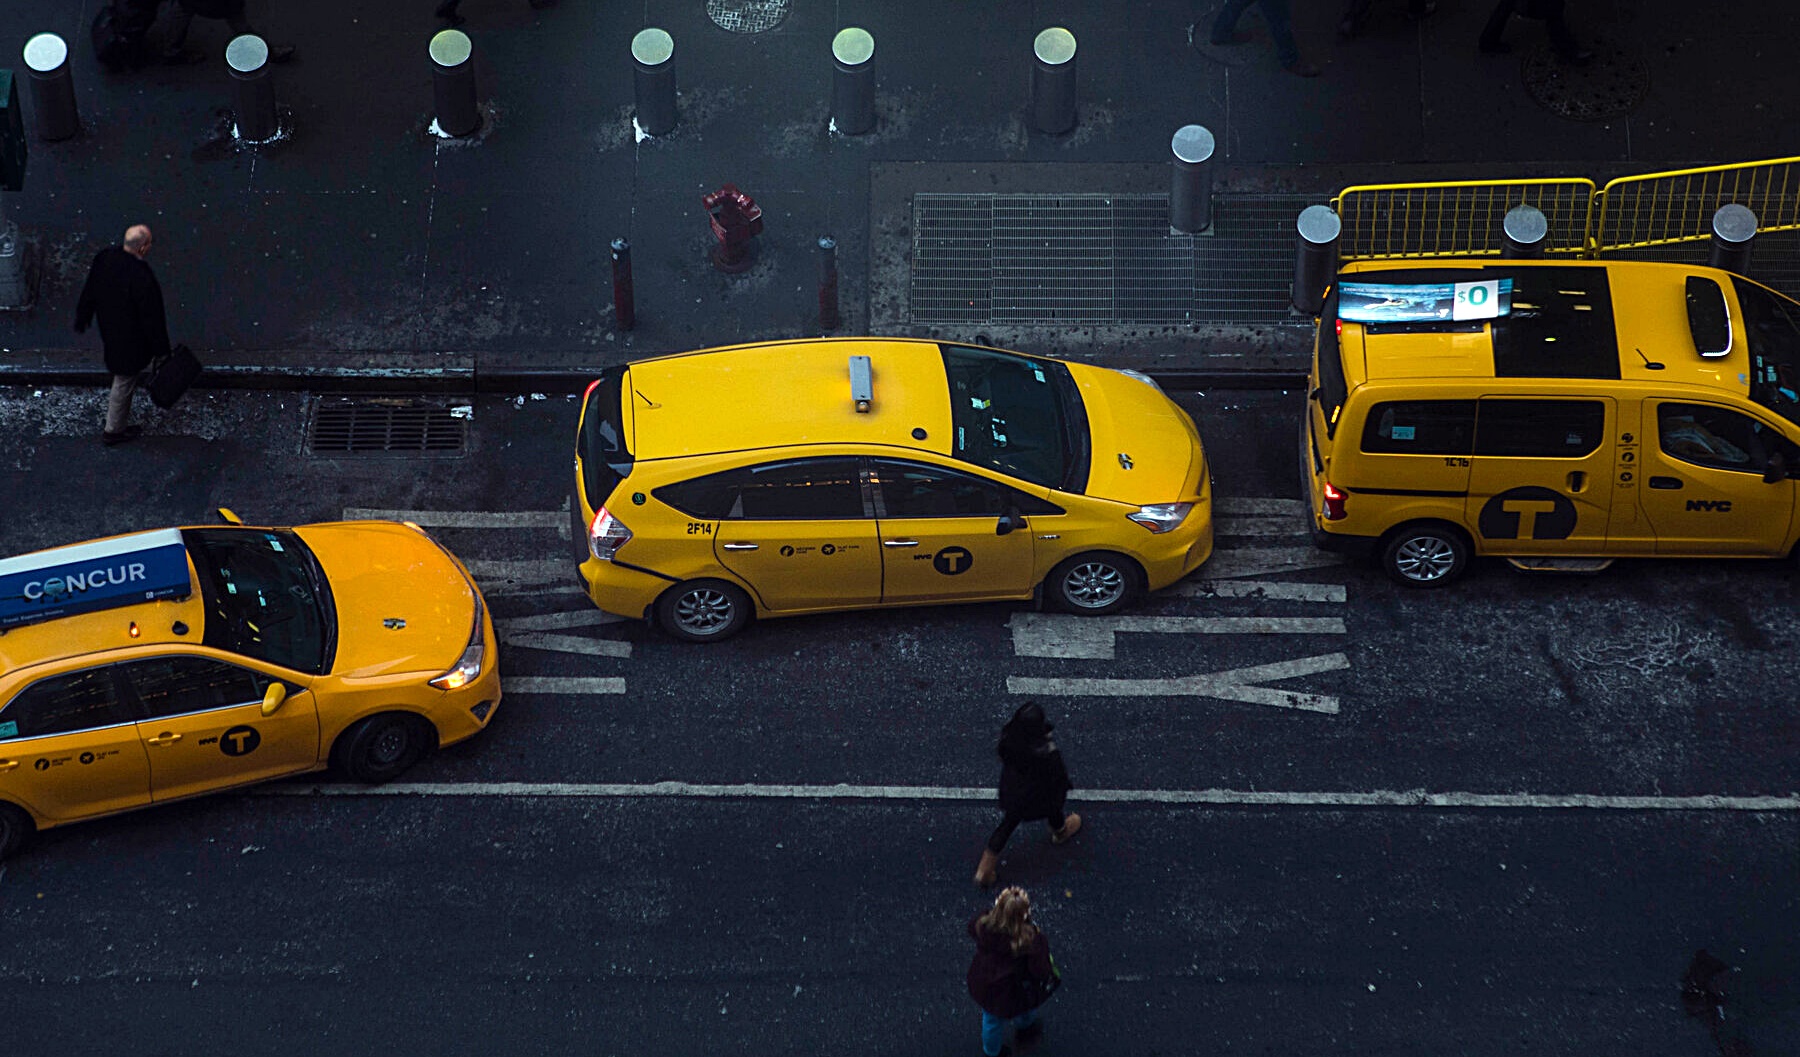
[974,701,1080,887]
[1479,0,1593,62]
[966,886,1057,1057]
[75,224,170,446]
[1209,0,1320,77]
[1338,0,1436,37]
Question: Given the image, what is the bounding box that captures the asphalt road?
[1,384,1795,1055]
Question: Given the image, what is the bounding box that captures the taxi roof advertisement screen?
[1339,278,1515,324]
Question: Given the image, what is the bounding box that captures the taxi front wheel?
[0,802,30,862]
[335,713,435,784]
[656,579,752,642]
[1047,552,1142,615]
[1381,522,1469,587]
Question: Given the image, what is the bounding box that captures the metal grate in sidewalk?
[308,397,468,457]
[910,193,1312,326]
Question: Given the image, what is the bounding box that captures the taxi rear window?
[579,368,633,511]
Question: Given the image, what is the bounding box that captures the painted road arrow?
[1007,652,1351,713]
[1009,611,1345,660]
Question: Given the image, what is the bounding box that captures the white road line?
[499,631,632,658]
[253,781,1800,812]
[501,676,627,694]
[1213,498,1306,517]
[1010,612,1344,659]
[1202,546,1343,580]
[1008,653,1351,713]
[465,560,576,594]
[497,609,629,630]
[1214,516,1307,538]
[342,507,571,539]
[1169,580,1346,603]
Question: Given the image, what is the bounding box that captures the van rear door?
[1462,397,1614,555]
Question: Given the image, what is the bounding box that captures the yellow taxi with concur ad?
[573,338,1214,641]
[0,514,500,861]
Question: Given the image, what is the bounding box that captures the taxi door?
[1463,397,1615,555]
[710,457,882,612]
[1639,400,1798,555]
[870,459,1038,603]
[122,656,321,803]
[0,666,150,823]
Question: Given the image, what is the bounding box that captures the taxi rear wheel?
[0,803,31,862]
[656,579,752,642]
[335,713,436,784]
[1047,552,1142,615]
[1381,522,1470,587]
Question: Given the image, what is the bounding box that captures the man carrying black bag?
[75,224,170,447]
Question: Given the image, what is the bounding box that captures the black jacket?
[75,246,171,376]
[995,702,1073,820]
[966,914,1054,1019]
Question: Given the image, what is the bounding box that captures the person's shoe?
[985,1047,1013,1057]
[1479,39,1513,54]
[1209,30,1253,45]
[1050,814,1083,844]
[1283,59,1323,77]
[102,428,139,447]
[974,849,1000,887]
[1016,1020,1045,1045]
[267,44,296,63]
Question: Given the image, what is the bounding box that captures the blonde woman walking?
[965,886,1060,1057]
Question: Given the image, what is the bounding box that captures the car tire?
[0,802,32,862]
[1380,522,1470,587]
[335,713,435,785]
[655,579,752,642]
[1046,552,1142,615]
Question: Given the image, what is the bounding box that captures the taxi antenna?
[1635,347,1665,371]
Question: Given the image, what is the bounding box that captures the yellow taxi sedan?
[574,338,1214,641]
[0,514,500,861]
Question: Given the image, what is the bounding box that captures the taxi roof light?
[849,355,873,413]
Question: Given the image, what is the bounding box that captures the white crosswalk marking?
[1010,611,1345,659]
[500,631,633,658]
[498,609,629,630]
[1169,580,1346,603]
[502,677,627,695]
[1213,516,1307,537]
[342,504,572,539]
[1201,546,1343,580]
[464,560,579,595]
[1008,653,1349,713]
[1213,497,1307,516]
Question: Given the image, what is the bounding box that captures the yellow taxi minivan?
[574,338,1213,640]
[0,515,499,860]
[1305,258,1800,585]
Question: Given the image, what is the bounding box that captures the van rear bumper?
[1312,525,1379,560]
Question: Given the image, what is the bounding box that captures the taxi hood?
[1068,365,1204,503]
[295,522,475,679]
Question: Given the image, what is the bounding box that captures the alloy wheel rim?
[676,589,735,633]
[1064,562,1125,608]
[1395,536,1457,581]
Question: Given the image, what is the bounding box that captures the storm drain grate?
[911,193,1312,325]
[307,397,468,457]
[706,0,789,33]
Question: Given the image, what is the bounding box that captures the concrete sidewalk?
[2,0,1797,391]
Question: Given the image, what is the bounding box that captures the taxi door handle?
[1566,471,1587,492]
[721,542,759,551]
[883,539,920,548]
[145,732,183,747]
[0,759,17,772]
[1649,476,1683,490]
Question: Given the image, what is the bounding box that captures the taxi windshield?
[940,345,1088,492]
[184,529,332,675]
[1734,278,1800,428]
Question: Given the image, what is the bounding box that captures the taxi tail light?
[430,586,487,690]
[1127,502,1194,533]
[1322,481,1348,521]
[589,507,633,561]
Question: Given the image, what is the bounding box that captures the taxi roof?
[621,338,958,460]
[1339,258,1751,394]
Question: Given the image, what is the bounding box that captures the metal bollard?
[818,237,841,332]
[611,238,635,331]
[1707,204,1757,276]
[226,36,279,143]
[430,29,480,137]
[632,29,677,136]
[1500,204,1547,258]
[1169,125,1215,233]
[1030,28,1077,135]
[22,33,78,141]
[1292,205,1342,315]
[830,28,876,135]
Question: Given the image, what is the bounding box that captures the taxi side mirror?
[260,682,288,717]
[1764,450,1790,484]
[996,511,1025,536]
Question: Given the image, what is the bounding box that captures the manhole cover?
[308,397,468,456]
[707,0,789,33]
[1521,42,1648,121]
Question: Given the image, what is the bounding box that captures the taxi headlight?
[1127,502,1194,533]
[430,589,487,690]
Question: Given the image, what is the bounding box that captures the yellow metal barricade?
[1593,157,1800,252]
[1332,178,1596,260]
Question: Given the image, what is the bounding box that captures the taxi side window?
[659,458,869,521]
[1361,400,1475,455]
[872,460,1065,518]
[120,657,271,719]
[1474,400,1606,457]
[1658,403,1768,472]
[0,668,133,740]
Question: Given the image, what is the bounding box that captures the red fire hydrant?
[703,183,764,273]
